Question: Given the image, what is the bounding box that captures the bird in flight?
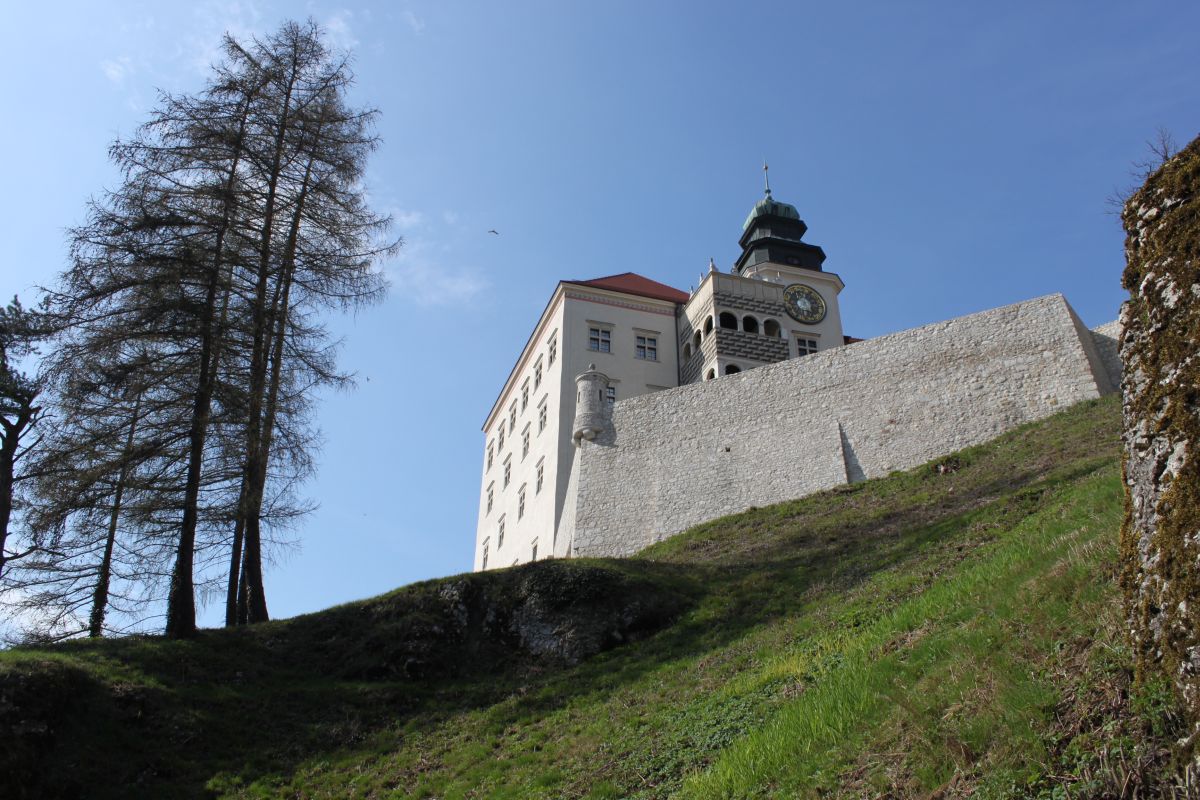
[488,229,500,235]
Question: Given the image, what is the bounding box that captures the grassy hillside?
[0,395,1189,798]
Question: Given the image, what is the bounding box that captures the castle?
[473,184,1121,570]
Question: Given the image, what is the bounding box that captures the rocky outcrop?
[301,559,692,680]
[1119,134,1200,737]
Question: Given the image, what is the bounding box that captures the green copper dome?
[742,192,801,232]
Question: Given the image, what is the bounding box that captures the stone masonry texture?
[1091,320,1123,389]
[1119,134,1200,741]
[567,293,1114,558]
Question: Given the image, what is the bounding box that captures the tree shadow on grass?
[1,402,1121,799]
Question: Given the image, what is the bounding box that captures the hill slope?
[0,395,1187,798]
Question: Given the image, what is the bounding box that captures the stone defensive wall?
[562,293,1119,558]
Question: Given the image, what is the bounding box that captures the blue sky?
[1,2,1196,628]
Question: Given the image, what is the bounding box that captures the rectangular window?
[588,327,611,353]
[503,456,511,488]
[538,399,548,433]
[606,386,616,404]
[522,426,530,459]
[486,441,493,470]
[536,459,544,494]
[486,482,494,513]
[498,427,505,451]
[635,335,658,361]
[521,379,529,411]
[498,516,505,548]
[518,485,526,519]
[509,403,517,433]
[531,540,538,561]
[534,359,543,389]
[481,538,489,569]
[796,337,819,357]
[548,334,557,366]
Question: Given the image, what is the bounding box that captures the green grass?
[2,395,1189,798]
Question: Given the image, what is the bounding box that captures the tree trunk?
[163,87,254,639]
[0,407,33,583]
[164,263,221,639]
[224,492,246,627]
[240,149,316,625]
[88,388,142,637]
[237,48,301,625]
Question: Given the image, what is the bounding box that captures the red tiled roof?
[568,272,689,304]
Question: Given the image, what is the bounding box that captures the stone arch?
[692,330,702,351]
[724,364,741,375]
[718,312,738,330]
[704,368,715,381]
[742,315,759,334]
[703,316,714,336]
[763,318,781,338]
[683,342,692,360]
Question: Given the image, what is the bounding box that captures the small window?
[719,312,738,330]
[683,342,692,360]
[764,319,781,338]
[503,456,511,487]
[534,358,543,389]
[742,316,759,334]
[725,364,741,375]
[522,427,530,459]
[482,538,490,569]
[705,368,715,380]
[606,386,616,405]
[498,427,505,451]
[536,459,544,494]
[796,337,819,357]
[498,516,505,548]
[692,330,702,350]
[548,334,557,366]
[518,485,526,519]
[588,327,611,353]
[703,317,714,336]
[538,399,548,433]
[635,335,657,361]
[509,403,517,433]
[521,380,529,411]
[486,482,494,513]
[486,441,493,470]
[531,540,538,562]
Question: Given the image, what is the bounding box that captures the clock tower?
[676,174,847,383]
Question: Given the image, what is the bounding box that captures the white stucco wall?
[474,300,566,571]
[475,282,683,570]
[564,293,1117,558]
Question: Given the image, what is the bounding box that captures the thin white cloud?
[390,262,489,307]
[402,10,426,35]
[183,0,264,75]
[393,209,426,230]
[442,210,460,226]
[101,56,134,84]
[386,239,487,307]
[324,9,359,51]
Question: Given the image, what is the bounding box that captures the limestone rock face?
[1120,135,1200,732]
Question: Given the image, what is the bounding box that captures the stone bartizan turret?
[572,364,611,445]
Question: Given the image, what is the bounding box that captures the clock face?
[783,283,827,324]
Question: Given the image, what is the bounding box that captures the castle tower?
[734,188,828,276]
[572,364,611,444]
[676,173,847,383]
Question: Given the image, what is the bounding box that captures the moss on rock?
[1119,132,1200,746]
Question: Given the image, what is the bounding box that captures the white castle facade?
[473,189,1121,571]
